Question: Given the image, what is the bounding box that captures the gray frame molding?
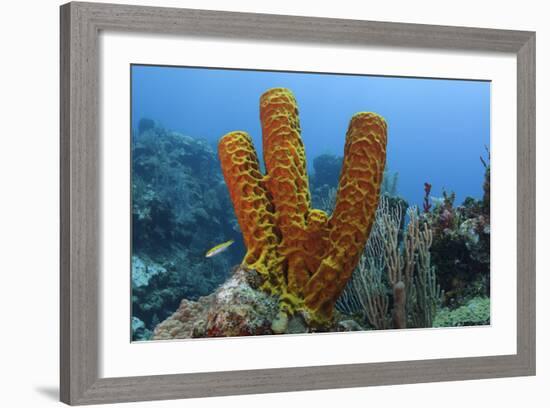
[60,1,536,405]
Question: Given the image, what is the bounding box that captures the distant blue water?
[131,65,490,206]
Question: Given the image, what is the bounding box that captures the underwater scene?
[131,65,491,341]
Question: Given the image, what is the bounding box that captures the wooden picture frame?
[60,2,535,405]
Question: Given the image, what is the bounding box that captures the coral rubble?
[218,88,387,324]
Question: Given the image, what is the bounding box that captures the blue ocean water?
[131,65,490,206]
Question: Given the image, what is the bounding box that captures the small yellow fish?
[205,239,234,258]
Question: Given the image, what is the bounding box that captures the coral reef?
[425,185,490,307]
[134,97,490,340]
[131,123,241,340]
[433,296,490,327]
[132,317,153,341]
[132,126,238,260]
[131,255,167,288]
[336,160,490,330]
[152,296,214,340]
[218,88,387,324]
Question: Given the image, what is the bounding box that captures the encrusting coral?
[218,88,387,325]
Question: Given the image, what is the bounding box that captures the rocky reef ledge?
[153,266,364,340]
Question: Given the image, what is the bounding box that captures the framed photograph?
[60,1,535,405]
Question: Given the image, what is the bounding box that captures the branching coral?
[384,207,442,329]
[336,196,443,329]
[219,88,387,324]
[336,197,391,329]
[409,218,441,328]
[382,204,442,329]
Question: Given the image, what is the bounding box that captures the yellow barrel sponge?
[304,112,387,319]
[260,88,315,297]
[218,88,387,324]
[218,131,284,291]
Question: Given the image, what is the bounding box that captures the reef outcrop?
[152,267,290,339]
[427,190,490,307]
[218,88,387,324]
[152,266,366,339]
[131,123,241,340]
